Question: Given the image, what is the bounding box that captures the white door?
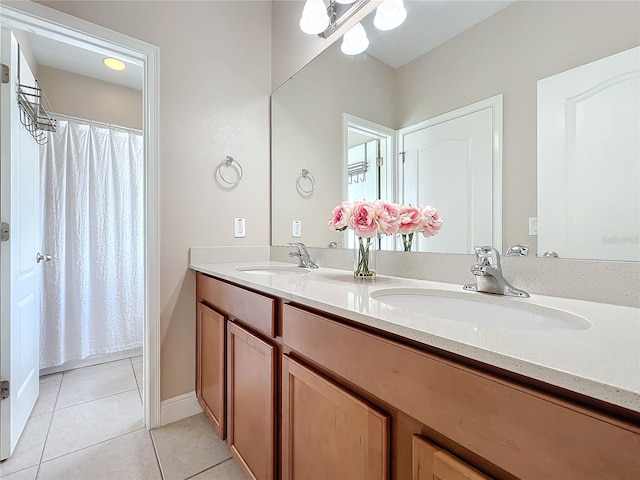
[538,46,640,261]
[400,96,502,254]
[0,28,41,460]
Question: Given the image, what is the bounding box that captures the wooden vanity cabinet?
[196,272,277,480]
[281,355,390,480]
[195,302,226,439]
[195,273,640,480]
[282,303,640,480]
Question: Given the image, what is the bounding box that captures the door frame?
[342,113,397,250]
[0,2,161,429]
[398,94,503,252]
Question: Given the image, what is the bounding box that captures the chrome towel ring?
[296,168,316,195]
[216,156,243,187]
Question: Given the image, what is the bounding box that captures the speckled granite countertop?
[190,260,640,412]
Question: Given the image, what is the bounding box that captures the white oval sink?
[237,266,311,276]
[370,289,590,332]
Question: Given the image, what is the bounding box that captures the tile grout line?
[53,386,140,413]
[130,356,144,402]
[35,370,64,478]
[183,458,236,480]
[36,426,148,471]
[148,429,167,480]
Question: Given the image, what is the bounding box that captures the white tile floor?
[0,357,244,480]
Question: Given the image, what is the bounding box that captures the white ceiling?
[26,31,143,91]
[365,0,515,69]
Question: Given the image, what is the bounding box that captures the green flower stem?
[402,232,414,252]
[355,236,374,278]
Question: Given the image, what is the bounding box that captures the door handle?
[36,252,53,263]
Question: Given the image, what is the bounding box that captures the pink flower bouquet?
[398,204,443,251]
[328,200,442,275]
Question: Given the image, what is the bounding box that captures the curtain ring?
[216,156,243,187]
[296,168,315,195]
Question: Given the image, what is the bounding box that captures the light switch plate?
[292,220,302,238]
[529,217,538,236]
[234,218,246,238]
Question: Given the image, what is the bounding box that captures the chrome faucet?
[505,244,529,257]
[288,242,319,269]
[463,246,529,298]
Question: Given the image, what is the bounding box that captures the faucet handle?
[288,242,305,252]
[473,246,501,268]
[506,244,530,257]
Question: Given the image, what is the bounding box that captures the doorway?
[0,2,160,460]
[342,113,396,250]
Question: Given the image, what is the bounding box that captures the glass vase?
[354,236,376,279]
[401,233,414,252]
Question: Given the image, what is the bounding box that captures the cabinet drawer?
[283,304,640,480]
[197,272,275,337]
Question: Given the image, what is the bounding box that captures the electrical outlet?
[529,217,538,236]
[234,218,246,238]
[292,220,302,238]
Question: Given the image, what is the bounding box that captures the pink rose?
[420,205,443,237]
[373,200,400,235]
[328,201,352,231]
[349,200,377,238]
[398,205,422,235]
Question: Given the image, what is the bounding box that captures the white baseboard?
[160,391,203,426]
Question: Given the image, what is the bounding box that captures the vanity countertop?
[190,260,640,413]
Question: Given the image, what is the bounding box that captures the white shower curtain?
[39,119,144,369]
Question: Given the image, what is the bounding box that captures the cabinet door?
[413,435,490,480]
[228,321,276,480]
[282,355,390,480]
[196,303,225,439]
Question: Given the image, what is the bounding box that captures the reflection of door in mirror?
[343,115,396,249]
[538,47,640,261]
[400,95,503,254]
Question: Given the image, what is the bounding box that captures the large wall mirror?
[271,0,639,261]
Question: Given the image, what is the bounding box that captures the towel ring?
[296,168,316,195]
[216,156,243,187]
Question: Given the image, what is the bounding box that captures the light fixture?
[300,0,368,38]
[299,0,330,35]
[341,22,369,55]
[373,0,407,31]
[103,57,126,71]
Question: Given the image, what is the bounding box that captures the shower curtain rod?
[51,112,143,135]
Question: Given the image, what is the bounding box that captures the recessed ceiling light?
[103,57,126,71]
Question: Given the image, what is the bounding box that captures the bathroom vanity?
[191,261,640,480]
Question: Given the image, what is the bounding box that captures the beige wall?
[271,0,377,91]
[396,0,640,254]
[37,0,272,401]
[37,65,142,129]
[272,40,395,246]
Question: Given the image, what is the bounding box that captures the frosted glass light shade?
[373,0,407,31]
[300,0,330,35]
[341,22,369,55]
